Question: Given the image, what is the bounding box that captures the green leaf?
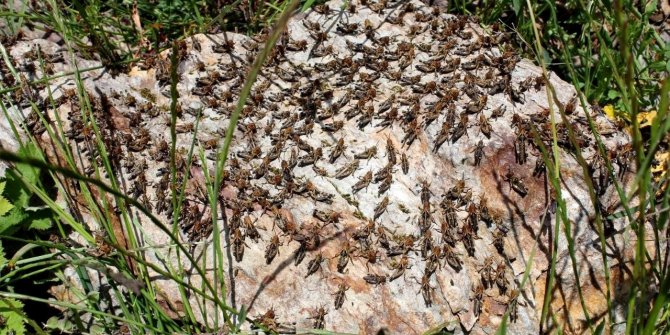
[593,321,605,335]
[24,207,53,231]
[0,181,13,217]
[45,316,75,332]
[644,0,658,15]
[0,207,28,235]
[302,0,316,11]
[648,61,667,71]
[3,143,42,210]
[0,143,53,234]
[0,298,26,335]
[0,195,12,217]
[0,240,7,269]
[608,90,620,100]
[27,217,52,230]
[512,0,522,15]
[14,143,42,187]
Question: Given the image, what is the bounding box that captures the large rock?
[1,0,634,333]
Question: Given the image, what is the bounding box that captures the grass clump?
[1,0,313,71]
[448,0,668,113]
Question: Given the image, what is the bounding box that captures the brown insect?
[306,253,324,277]
[495,262,508,294]
[533,157,546,177]
[417,274,434,307]
[309,306,327,329]
[212,39,235,53]
[334,160,360,179]
[373,163,393,183]
[354,146,378,160]
[564,96,578,114]
[359,246,380,269]
[507,289,520,322]
[386,137,397,165]
[364,273,387,285]
[378,174,393,196]
[335,240,356,273]
[237,146,262,162]
[352,171,373,193]
[419,229,435,258]
[415,59,439,73]
[425,246,442,275]
[415,181,431,208]
[329,138,346,163]
[253,308,279,333]
[242,215,262,243]
[265,234,281,264]
[492,227,506,254]
[353,220,375,241]
[478,196,493,226]
[400,119,420,147]
[377,94,395,114]
[442,243,462,271]
[504,171,528,197]
[514,130,528,165]
[473,140,485,166]
[303,19,321,32]
[400,153,409,174]
[232,227,247,262]
[440,204,457,238]
[313,3,330,14]
[465,95,487,114]
[305,182,335,204]
[286,39,308,51]
[490,105,506,118]
[312,44,334,57]
[367,0,387,13]
[478,256,496,289]
[387,234,415,257]
[471,283,484,317]
[313,209,342,226]
[374,196,390,220]
[386,14,404,25]
[433,120,451,153]
[321,120,344,133]
[92,231,113,257]
[313,165,329,177]
[461,221,479,257]
[376,226,391,250]
[298,147,323,168]
[337,22,359,34]
[476,113,492,139]
[450,113,469,143]
[463,83,482,101]
[389,255,411,282]
[440,215,458,246]
[271,207,297,236]
[400,74,421,86]
[418,202,433,234]
[333,283,349,310]
[309,30,329,42]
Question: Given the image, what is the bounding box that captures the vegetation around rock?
[0,0,669,334]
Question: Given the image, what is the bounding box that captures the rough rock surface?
[1,0,635,333]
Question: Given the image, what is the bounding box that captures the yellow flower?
[637,110,657,128]
[603,105,616,121]
[651,152,669,176]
